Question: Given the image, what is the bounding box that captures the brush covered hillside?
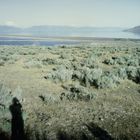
[0,39,140,139]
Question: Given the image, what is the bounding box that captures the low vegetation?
[0,40,140,139]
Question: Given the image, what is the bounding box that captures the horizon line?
[0,24,134,29]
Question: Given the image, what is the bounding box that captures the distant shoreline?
[0,35,140,42]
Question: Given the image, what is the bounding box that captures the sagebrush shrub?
[0,59,5,66]
[94,72,120,89]
[60,84,94,101]
[24,60,42,68]
[46,65,73,82]
[126,66,140,83]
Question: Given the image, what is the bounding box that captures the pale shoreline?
[0,34,140,41]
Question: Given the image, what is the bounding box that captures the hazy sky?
[0,0,140,27]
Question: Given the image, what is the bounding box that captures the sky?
[0,0,140,27]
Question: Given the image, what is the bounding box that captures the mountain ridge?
[0,25,124,36]
[124,26,140,34]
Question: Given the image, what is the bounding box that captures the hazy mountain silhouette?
[0,25,124,36]
[0,25,23,34]
[124,26,140,34]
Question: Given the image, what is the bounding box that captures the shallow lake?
[0,30,140,46]
[0,38,80,46]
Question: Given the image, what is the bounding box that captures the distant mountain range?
[0,25,22,34]
[124,26,140,34]
[0,25,124,36]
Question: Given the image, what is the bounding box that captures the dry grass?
[0,40,140,139]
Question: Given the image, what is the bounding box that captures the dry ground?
[0,40,140,140]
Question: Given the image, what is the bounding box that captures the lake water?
[0,37,80,46]
[0,30,140,46]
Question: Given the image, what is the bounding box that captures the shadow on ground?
[9,97,25,140]
[86,123,114,140]
[57,122,114,140]
[0,130,10,140]
[0,98,130,140]
[0,122,114,140]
